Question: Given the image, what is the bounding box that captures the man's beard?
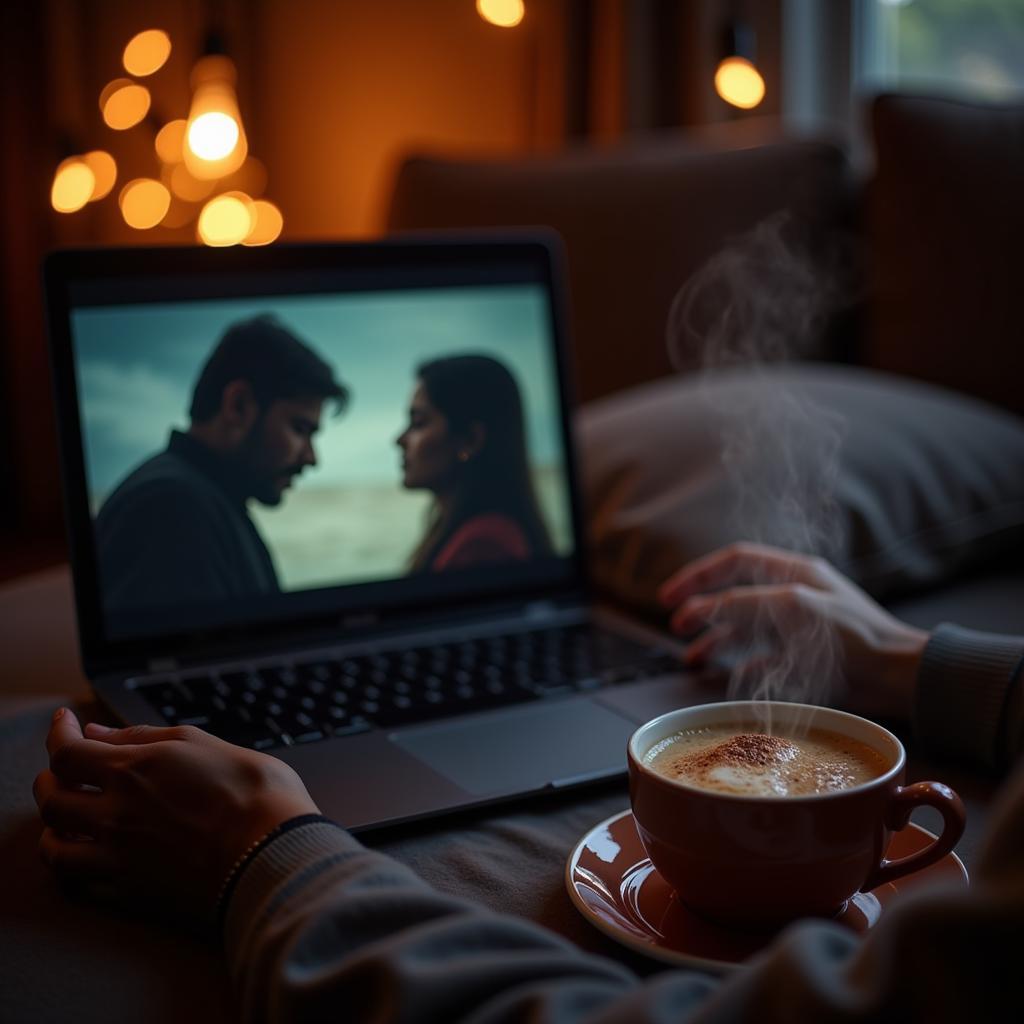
[236,417,302,507]
[251,476,287,507]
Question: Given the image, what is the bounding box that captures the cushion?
[867,94,1024,416]
[387,134,849,403]
[578,364,1024,616]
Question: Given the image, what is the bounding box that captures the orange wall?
[256,0,561,238]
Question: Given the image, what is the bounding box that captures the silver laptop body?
[44,236,715,832]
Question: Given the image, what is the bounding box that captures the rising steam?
[667,211,853,723]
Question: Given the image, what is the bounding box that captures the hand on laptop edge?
[34,707,320,922]
[659,542,929,722]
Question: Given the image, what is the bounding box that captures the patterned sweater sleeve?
[913,624,1024,769]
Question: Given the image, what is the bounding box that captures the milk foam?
[644,725,887,797]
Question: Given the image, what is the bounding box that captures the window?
[856,0,1024,101]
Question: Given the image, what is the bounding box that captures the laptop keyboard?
[133,622,679,751]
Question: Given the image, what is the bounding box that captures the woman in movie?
[397,354,554,571]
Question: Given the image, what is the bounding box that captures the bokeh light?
[187,111,240,161]
[477,0,525,28]
[160,196,198,229]
[123,29,171,77]
[713,56,765,110]
[167,161,216,202]
[119,178,171,229]
[155,119,187,164]
[51,159,96,213]
[82,150,117,201]
[100,79,152,130]
[184,56,248,179]
[242,199,284,246]
[223,156,268,198]
[197,192,254,246]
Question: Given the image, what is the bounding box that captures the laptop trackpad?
[391,699,635,796]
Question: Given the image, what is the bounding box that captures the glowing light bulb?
[51,159,96,213]
[243,200,284,245]
[123,29,171,76]
[184,55,248,180]
[187,112,239,161]
[100,78,152,130]
[119,178,171,229]
[714,56,765,110]
[197,192,254,246]
[82,150,117,201]
[477,0,525,27]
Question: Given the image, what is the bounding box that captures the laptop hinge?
[146,656,178,674]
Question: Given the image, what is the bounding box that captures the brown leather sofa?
[388,129,853,405]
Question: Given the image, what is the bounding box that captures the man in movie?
[95,314,348,619]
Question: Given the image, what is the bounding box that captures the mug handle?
[862,781,966,891]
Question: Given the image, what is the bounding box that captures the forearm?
[223,784,1024,1024]
[221,823,894,1024]
[914,624,1024,770]
[223,819,660,1024]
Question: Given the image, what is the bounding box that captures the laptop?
[44,235,714,832]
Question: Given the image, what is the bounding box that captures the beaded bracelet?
[214,813,334,927]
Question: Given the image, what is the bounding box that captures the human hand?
[33,709,320,921]
[659,542,930,720]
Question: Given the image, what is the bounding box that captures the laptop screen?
[48,241,584,663]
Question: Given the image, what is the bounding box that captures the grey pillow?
[577,364,1024,615]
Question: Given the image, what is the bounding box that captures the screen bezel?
[44,235,591,677]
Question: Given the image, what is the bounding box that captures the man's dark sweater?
[95,430,280,616]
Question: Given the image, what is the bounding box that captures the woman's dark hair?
[408,354,554,570]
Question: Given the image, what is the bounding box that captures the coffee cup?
[627,701,965,928]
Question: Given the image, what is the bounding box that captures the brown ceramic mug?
[627,701,966,928]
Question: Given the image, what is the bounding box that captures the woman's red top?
[432,514,530,571]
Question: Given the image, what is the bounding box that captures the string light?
[155,119,187,164]
[54,29,281,244]
[51,159,96,213]
[476,0,525,28]
[123,29,172,77]
[714,55,765,109]
[81,150,117,201]
[119,178,171,229]
[100,78,151,130]
[197,191,254,246]
[184,55,248,179]
[243,200,284,245]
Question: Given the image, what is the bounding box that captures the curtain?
[0,2,65,567]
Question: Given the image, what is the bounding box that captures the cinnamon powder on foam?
[663,732,865,795]
[673,733,798,772]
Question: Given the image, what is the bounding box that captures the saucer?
[565,809,968,973]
